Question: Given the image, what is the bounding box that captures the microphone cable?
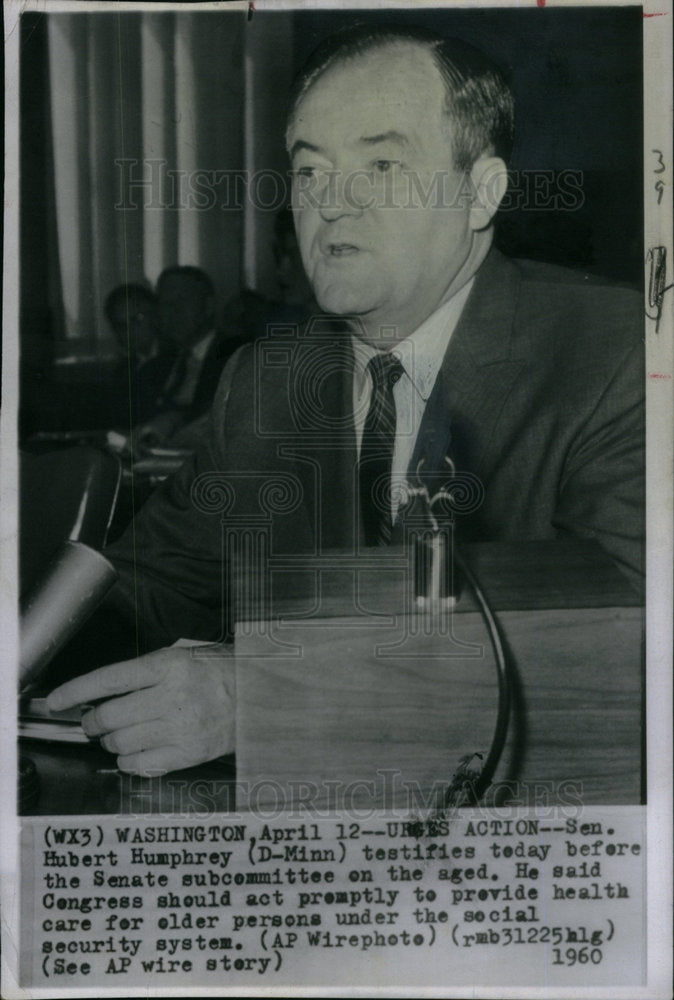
[441,546,512,810]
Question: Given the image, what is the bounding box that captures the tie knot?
[367,352,404,389]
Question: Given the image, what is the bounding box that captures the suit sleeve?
[102,348,248,651]
[553,335,645,589]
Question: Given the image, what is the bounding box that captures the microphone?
[19,540,117,692]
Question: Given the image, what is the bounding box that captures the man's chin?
[314,286,378,323]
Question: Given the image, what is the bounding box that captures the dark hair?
[157,265,215,299]
[287,23,514,171]
[104,282,156,322]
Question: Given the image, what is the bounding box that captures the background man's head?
[156,266,216,350]
[286,24,514,343]
[104,283,158,359]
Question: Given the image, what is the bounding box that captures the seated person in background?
[168,219,317,452]
[138,266,245,447]
[103,283,177,429]
[47,24,644,777]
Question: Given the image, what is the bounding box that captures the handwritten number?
[652,151,666,209]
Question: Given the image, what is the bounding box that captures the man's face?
[287,43,476,343]
[109,295,158,358]
[157,275,213,349]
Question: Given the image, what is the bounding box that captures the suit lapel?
[413,250,526,480]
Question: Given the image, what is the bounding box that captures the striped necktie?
[359,352,404,545]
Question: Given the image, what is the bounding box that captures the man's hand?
[46,646,235,775]
[137,410,185,449]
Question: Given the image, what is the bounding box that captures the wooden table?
[234,541,643,810]
[20,541,642,815]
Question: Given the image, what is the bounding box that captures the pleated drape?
[46,11,266,346]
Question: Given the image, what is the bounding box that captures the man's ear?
[468,157,508,231]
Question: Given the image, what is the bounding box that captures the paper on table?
[18,698,91,743]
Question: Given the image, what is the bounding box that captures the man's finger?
[47,657,160,711]
[81,687,165,736]
[100,719,171,757]
[116,746,189,776]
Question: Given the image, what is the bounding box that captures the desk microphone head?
[19,540,117,692]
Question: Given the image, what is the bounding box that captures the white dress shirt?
[352,279,474,519]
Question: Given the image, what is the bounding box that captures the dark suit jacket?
[105,250,644,651]
[160,330,251,424]
[110,350,177,428]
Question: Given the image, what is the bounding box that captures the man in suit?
[103,283,177,428]
[137,266,248,445]
[47,25,644,775]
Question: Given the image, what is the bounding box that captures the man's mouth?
[326,243,359,257]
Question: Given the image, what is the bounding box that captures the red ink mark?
[537,0,546,7]
[648,373,672,379]
[643,12,667,16]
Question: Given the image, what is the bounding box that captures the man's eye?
[295,166,316,178]
[373,159,399,174]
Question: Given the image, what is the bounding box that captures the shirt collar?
[351,277,475,401]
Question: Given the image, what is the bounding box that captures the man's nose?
[318,169,372,222]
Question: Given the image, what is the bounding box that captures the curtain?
[46,11,263,348]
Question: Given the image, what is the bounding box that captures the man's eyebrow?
[289,132,411,159]
[289,139,322,160]
[359,130,411,149]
